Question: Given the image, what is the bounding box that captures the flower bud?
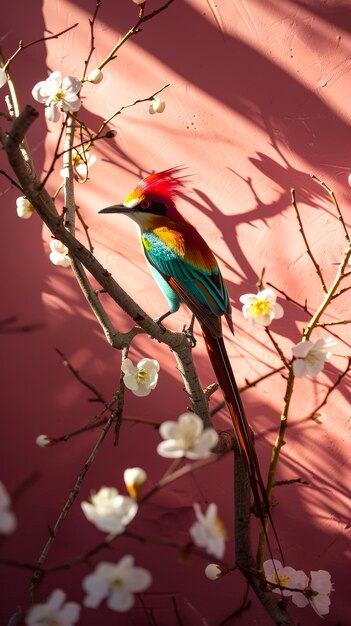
[149,98,166,114]
[124,467,147,499]
[87,69,103,84]
[205,563,223,580]
[36,434,56,447]
[16,197,34,219]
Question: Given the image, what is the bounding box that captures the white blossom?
[190,503,226,558]
[291,569,333,617]
[32,71,81,122]
[81,487,138,533]
[49,239,71,268]
[0,68,7,88]
[292,338,336,378]
[121,357,159,397]
[263,559,299,597]
[82,555,152,612]
[25,589,80,626]
[149,98,166,114]
[123,467,147,499]
[60,146,96,183]
[87,68,103,84]
[205,563,223,580]
[157,412,218,459]
[16,196,34,219]
[36,434,55,448]
[132,0,146,5]
[239,288,284,326]
[0,481,16,534]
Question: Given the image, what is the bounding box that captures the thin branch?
[81,1,102,82]
[97,0,175,71]
[0,169,24,193]
[256,368,295,571]
[114,347,129,445]
[304,241,351,339]
[95,83,170,139]
[291,188,328,293]
[311,174,350,243]
[265,327,291,369]
[219,581,251,625]
[76,206,94,253]
[55,348,106,402]
[2,23,79,71]
[40,118,67,188]
[235,451,293,624]
[308,357,351,419]
[30,413,116,598]
[315,318,351,327]
[266,281,311,315]
[210,365,285,416]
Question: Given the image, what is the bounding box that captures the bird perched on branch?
[99,167,280,557]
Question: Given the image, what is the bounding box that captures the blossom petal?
[159,420,178,440]
[311,570,332,594]
[122,373,140,392]
[107,589,134,612]
[61,95,81,113]
[292,359,307,378]
[258,288,277,303]
[138,358,160,373]
[62,76,82,95]
[239,293,257,304]
[32,80,49,103]
[58,602,81,623]
[0,68,7,88]
[311,594,331,617]
[126,567,152,592]
[292,341,313,358]
[45,103,61,123]
[157,440,185,458]
[272,302,284,319]
[291,591,309,608]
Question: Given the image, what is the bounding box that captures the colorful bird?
[99,167,280,556]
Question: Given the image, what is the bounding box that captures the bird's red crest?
[139,167,188,201]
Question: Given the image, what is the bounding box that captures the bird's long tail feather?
[201,323,283,563]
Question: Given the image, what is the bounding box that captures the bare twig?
[55,348,106,403]
[81,1,102,82]
[311,174,350,243]
[210,365,285,416]
[95,83,170,138]
[97,0,175,71]
[291,188,328,293]
[30,412,116,598]
[308,357,351,420]
[2,24,79,71]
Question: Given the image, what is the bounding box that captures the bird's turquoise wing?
[142,229,232,335]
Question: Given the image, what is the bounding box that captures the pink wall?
[1,1,350,624]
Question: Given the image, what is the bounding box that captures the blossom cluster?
[264,559,333,617]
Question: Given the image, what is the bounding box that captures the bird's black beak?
[98,204,127,214]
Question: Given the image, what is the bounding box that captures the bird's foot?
[183,314,196,348]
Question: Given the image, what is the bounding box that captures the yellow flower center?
[250,299,271,317]
[72,152,84,167]
[111,577,124,588]
[273,572,290,587]
[53,90,65,103]
[38,618,60,626]
[214,516,228,539]
[136,368,150,385]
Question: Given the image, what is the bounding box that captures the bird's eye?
[140,199,151,209]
